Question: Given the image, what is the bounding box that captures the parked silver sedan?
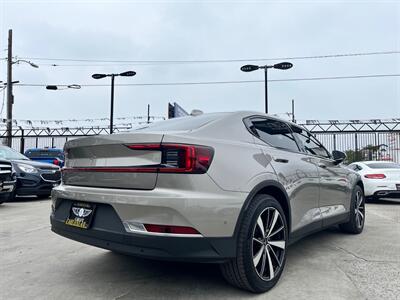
[51,111,365,293]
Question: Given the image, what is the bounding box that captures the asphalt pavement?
[1,198,399,300]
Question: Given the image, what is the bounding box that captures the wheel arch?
[234,180,292,238]
[355,179,364,192]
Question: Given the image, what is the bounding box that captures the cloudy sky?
[0,0,399,126]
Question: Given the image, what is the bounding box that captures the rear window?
[365,162,400,169]
[25,150,64,159]
[133,113,227,132]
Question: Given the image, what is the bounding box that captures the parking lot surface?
[1,198,399,300]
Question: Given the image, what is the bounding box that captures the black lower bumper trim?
[374,190,400,199]
[51,217,236,263]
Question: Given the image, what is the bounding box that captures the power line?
[10,50,400,66]
[14,73,400,87]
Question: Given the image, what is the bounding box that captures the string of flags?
[0,115,166,128]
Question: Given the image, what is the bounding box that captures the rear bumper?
[373,190,400,199]
[50,201,236,262]
[52,176,246,238]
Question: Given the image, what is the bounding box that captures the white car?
[348,161,400,200]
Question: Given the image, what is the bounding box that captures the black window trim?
[244,115,334,161]
[243,116,302,154]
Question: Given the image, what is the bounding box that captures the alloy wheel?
[355,190,365,228]
[251,207,286,281]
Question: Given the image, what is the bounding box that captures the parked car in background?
[0,159,16,204]
[25,147,65,167]
[51,111,365,293]
[0,146,61,199]
[348,161,400,200]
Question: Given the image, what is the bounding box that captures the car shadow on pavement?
[6,196,50,203]
[366,198,400,205]
[66,250,255,299]
[61,228,342,299]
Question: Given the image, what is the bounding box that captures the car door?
[245,117,322,235]
[290,126,352,226]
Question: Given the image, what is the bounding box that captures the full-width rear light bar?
[62,143,214,174]
[364,174,386,179]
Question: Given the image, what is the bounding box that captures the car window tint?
[365,162,400,169]
[291,127,330,158]
[251,119,299,152]
[349,164,362,171]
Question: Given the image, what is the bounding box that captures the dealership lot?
[1,198,399,300]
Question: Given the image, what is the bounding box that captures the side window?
[291,127,330,158]
[348,164,358,171]
[250,118,300,152]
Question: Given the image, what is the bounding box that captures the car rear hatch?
[63,133,164,190]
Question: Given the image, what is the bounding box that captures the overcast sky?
[0,0,399,126]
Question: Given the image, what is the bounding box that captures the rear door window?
[290,126,331,158]
[247,118,300,152]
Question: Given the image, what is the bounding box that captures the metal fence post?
[19,127,25,153]
[354,133,359,161]
[333,133,336,151]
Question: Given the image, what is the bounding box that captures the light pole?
[241,62,293,114]
[92,71,136,134]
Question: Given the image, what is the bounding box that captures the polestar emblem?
[72,207,92,218]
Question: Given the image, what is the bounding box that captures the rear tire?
[339,185,365,234]
[219,194,288,293]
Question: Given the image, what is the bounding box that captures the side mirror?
[332,150,346,164]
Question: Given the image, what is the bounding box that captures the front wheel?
[220,194,288,293]
[339,185,365,234]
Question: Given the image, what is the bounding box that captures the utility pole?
[110,74,115,134]
[6,29,13,147]
[147,104,150,123]
[291,99,296,123]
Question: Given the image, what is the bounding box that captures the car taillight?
[126,143,214,174]
[53,159,59,165]
[364,174,386,179]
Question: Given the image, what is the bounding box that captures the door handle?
[318,163,327,168]
[274,158,289,163]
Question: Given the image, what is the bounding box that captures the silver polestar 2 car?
[51,111,365,293]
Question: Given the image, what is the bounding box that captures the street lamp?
[91,71,136,134]
[46,84,81,90]
[241,62,293,114]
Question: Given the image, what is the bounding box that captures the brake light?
[364,174,386,179]
[62,143,214,174]
[144,224,200,235]
[126,143,214,174]
[53,159,59,165]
